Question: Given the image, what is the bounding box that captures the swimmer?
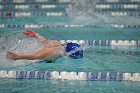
[6,30,83,61]
[6,30,65,61]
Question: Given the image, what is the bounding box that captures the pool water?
[0,79,140,93]
[5,46,139,73]
[0,0,140,93]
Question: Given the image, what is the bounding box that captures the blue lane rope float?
[0,0,72,3]
[97,0,140,3]
[98,11,140,16]
[60,40,140,46]
[1,11,140,17]
[1,4,140,10]
[0,0,139,3]
[0,24,85,28]
[0,70,140,81]
[111,24,140,28]
[0,35,139,46]
[110,12,140,16]
[95,4,140,10]
[0,12,67,17]
[0,4,70,10]
[0,24,140,29]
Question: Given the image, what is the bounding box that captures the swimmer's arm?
[34,33,49,43]
[13,47,58,60]
[15,53,39,60]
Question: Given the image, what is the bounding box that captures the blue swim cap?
[65,42,83,59]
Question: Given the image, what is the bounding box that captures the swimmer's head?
[65,42,83,59]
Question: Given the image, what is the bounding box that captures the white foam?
[0,32,44,68]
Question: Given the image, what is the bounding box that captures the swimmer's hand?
[23,30,36,37]
[6,52,19,60]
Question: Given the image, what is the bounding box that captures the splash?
[66,0,112,25]
[66,0,140,25]
[0,31,44,68]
